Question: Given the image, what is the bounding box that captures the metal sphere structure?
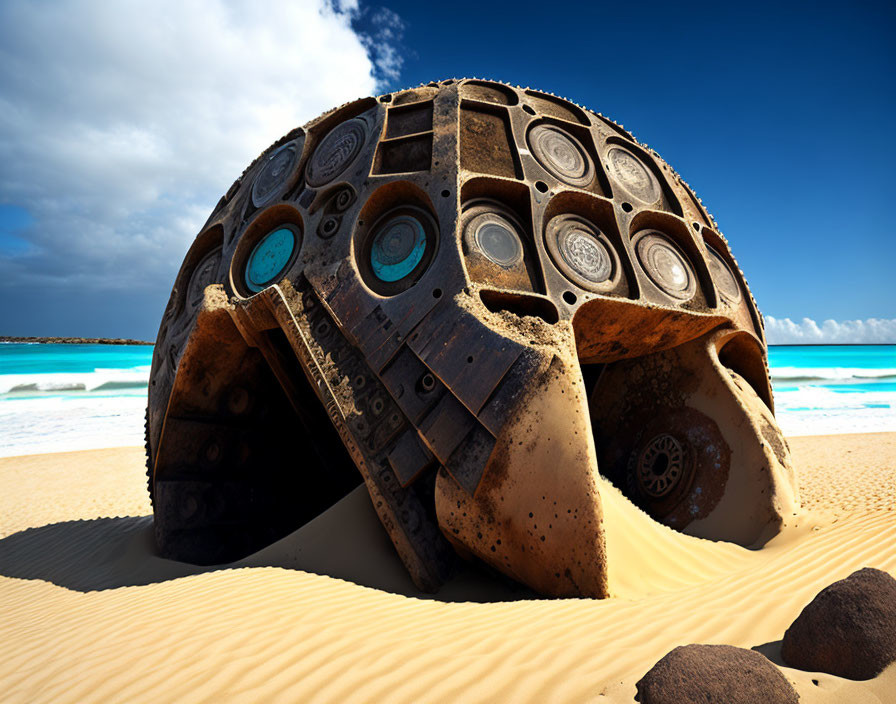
[146,79,799,598]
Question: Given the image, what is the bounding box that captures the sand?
[0,434,894,703]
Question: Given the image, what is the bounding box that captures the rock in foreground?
[782,567,896,680]
[636,643,799,703]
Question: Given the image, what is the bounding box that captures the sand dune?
[1,435,894,702]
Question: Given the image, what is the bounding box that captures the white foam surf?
[773,386,896,436]
[770,366,896,383]
[0,366,151,395]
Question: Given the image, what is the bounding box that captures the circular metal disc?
[186,247,222,309]
[635,232,696,300]
[467,212,524,268]
[528,125,593,187]
[360,206,437,296]
[559,227,613,283]
[251,139,301,208]
[545,215,619,292]
[245,227,297,293]
[706,244,742,303]
[306,119,367,187]
[637,434,686,498]
[370,214,427,282]
[606,146,661,203]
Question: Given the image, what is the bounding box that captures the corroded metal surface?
[146,79,798,598]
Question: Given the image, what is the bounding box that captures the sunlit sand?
[0,433,893,702]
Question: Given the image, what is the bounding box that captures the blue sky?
[1,0,894,341]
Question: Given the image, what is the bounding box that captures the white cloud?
[0,0,398,294]
[765,316,896,344]
[361,8,406,81]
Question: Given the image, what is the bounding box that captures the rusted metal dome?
[146,79,798,598]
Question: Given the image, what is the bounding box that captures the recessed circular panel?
[370,214,427,282]
[244,226,298,293]
[474,217,523,267]
[360,206,437,296]
[606,146,661,204]
[186,247,222,309]
[527,125,594,187]
[634,231,696,300]
[466,211,524,268]
[306,119,367,187]
[706,244,742,303]
[561,230,613,282]
[545,215,619,292]
[251,138,302,208]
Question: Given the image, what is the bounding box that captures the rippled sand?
[1,434,893,702]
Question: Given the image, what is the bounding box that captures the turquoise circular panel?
[370,215,427,282]
[245,227,296,293]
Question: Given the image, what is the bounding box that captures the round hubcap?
[637,434,685,498]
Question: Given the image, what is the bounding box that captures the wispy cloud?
[0,0,400,299]
[765,316,896,344]
[359,7,407,82]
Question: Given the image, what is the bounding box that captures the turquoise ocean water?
[766,345,896,436]
[0,343,152,457]
[0,342,894,457]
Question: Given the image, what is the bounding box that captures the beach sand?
[0,434,893,702]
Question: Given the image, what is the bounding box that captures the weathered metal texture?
[146,79,798,598]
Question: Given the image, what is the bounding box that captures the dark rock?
[636,643,799,703]
[781,567,896,680]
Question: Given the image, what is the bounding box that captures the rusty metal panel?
[408,301,523,415]
[417,391,476,464]
[443,424,496,495]
[379,345,445,425]
[388,429,436,487]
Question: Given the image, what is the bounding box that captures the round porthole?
[545,214,620,293]
[460,199,537,292]
[244,225,300,293]
[606,146,661,204]
[469,212,524,268]
[461,200,528,269]
[306,118,367,187]
[705,244,742,303]
[633,230,696,300]
[186,247,223,309]
[527,124,594,188]
[360,206,438,295]
[251,137,303,208]
[370,213,427,281]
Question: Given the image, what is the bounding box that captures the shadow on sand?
[752,640,786,667]
[0,487,535,603]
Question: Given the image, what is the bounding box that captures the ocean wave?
[772,386,896,435]
[769,366,896,383]
[774,386,895,412]
[0,366,150,395]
